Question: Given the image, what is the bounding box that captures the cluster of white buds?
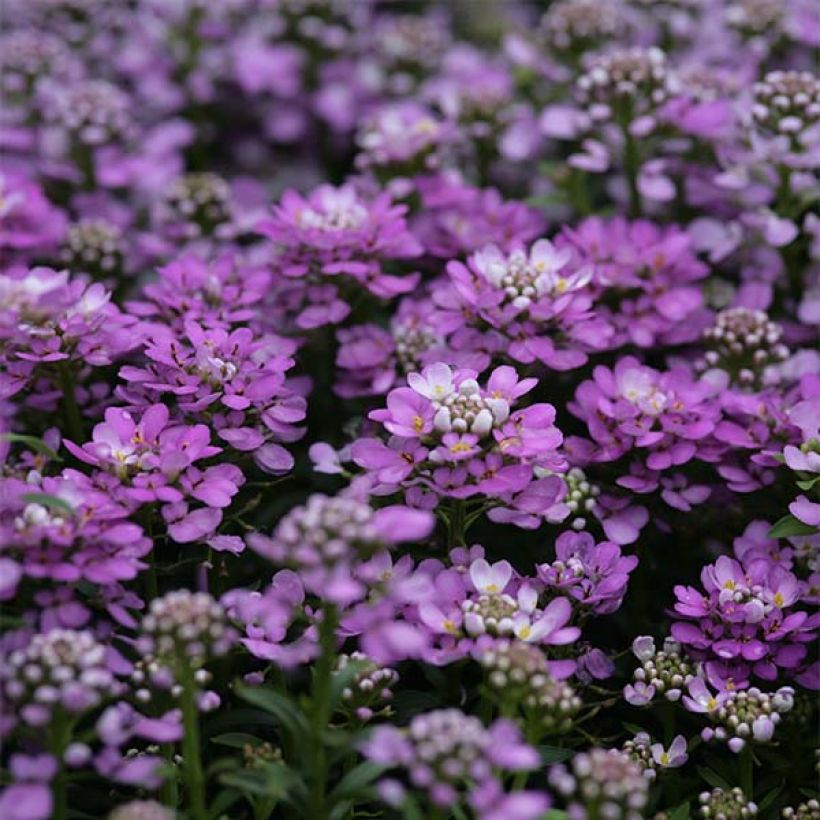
[479,640,581,733]
[43,78,133,146]
[108,800,175,820]
[549,747,649,819]
[0,29,70,96]
[138,590,237,673]
[622,732,687,781]
[540,0,626,53]
[335,651,398,722]
[576,47,678,123]
[163,172,233,237]
[701,686,795,752]
[392,319,442,374]
[60,219,124,278]
[782,799,820,819]
[751,71,820,146]
[698,307,788,387]
[726,0,784,37]
[261,493,387,569]
[563,466,600,529]
[375,14,450,74]
[698,787,758,818]
[1,629,123,727]
[431,378,509,439]
[625,636,695,705]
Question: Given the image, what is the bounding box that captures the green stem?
[738,744,754,800]
[179,662,207,820]
[622,124,642,219]
[660,698,675,746]
[448,499,466,549]
[308,604,339,820]
[57,362,84,443]
[159,742,179,810]
[49,716,73,820]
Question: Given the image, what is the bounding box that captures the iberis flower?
[352,362,568,526]
[568,357,720,470]
[0,474,151,598]
[0,166,66,258]
[63,404,244,544]
[536,530,638,615]
[247,492,434,604]
[411,555,580,665]
[362,708,546,819]
[556,217,709,349]
[440,239,612,371]
[784,397,820,529]
[118,320,305,474]
[671,530,818,687]
[128,255,273,332]
[0,267,141,405]
[256,183,422,329]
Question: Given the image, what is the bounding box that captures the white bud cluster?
[726,0,784,36]
[549,747,649,819]
[699,307,788,386]
[782,799,820,819]
[108,800,175,820]
[139,590,236,671]
[702,686,795,752]
[0,29,69,93]
[480,639,581,733]
[698,786,758,818]
[751,71,820,143]
[336,651,398,722]
[1,629,122,726]
[164,172,233,235]
[540,0,625,52]
[392,320,441,374]
[61,219,123,275]
[432,378,509,438]
[576,47,678,122]
[631,636,694,702]
[43,79,132,146]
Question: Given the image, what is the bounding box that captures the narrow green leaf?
[330,761,389,802]
[796,476,820,491]
[211,732,265,749]
[768,515,819,538]
[668,803,690,820]
[538,745,574,764]
[0,433,61,461]
[208,788,243,819]
[697,766,731,790]
[20,492,74,514]
[234,683,309,739]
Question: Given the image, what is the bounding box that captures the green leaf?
[208,788,243,819]
[211,732,265,749]
[538,745,573,764]
[0,433,61,461]
[329,761,389,802]
[20,492,74,514]
[219,762,302,801]
[757,783,784,813]
[768,515,819,538]
[796,476,820,491]
[541,812,570,820]
[234,683,309,740]
[697,766,730,790]
[667,803,690,820]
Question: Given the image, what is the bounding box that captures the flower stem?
[57,362,84,444]
[49,716,72,820]
[622,124,642,219]
[179,661,207,820]
[448,499,466,548]
[308,603,339,820]
[738,744,754,800]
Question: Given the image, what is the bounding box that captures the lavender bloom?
[537,531,638,614]
[622,732,688,779]
[362,708,542,816]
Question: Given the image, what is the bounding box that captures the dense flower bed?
[1,1,818,819]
